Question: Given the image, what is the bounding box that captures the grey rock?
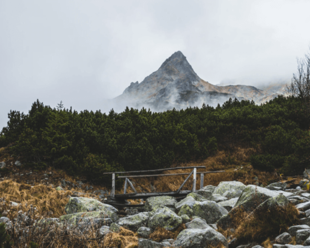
[196,185,216,199]
[0,217,12,230]
[181,214,191,223]
[15,160,22,166]
[148,207,182,231]
[118,212,149,231]
[98,225,110,236]
[272,245,287,248]
[77,217,110,230]
[187,192,208,202]
[178,204,193,217]
[0,162,6,169]
[175,196,196,210]
[235,185,284,212]
[137,227,151,238]
[296,201,310,211]
[211,194,228,202]
[213,181,246,199]
[304,169,310,179]
[65,197,117,214]
[138,239,164,248]
[305,209,310,217]
[288,225,310,236]
[266,182,287,191]
[145,196,177,212]
[275,232,292,244]
[303,235,310,245]
[296,186,301,190]
[218,197,238,211]
[125,208,139,216]
[300,217,310,226]
[56,186,64,191]
[192,200,228,224]
[252,246,264,248]
[110,223,121,232]
[186,217,210,229]
[302,193,310,199]
[173,227,228,248]
[60,211,117,225]
[296,229,310,244]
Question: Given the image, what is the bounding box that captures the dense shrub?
[0,95,309,185]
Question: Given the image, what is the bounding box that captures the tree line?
[0,94,309,186]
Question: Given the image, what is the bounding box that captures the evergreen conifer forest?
[1,95,309,187]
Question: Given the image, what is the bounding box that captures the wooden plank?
[103,166,206,174]
[200,173,204,189]
[117,170,225,178]
[127,178,137,193]
[123,178,128,194]
[192,168,197,192]
[118,173,196,178]
[176,170,193,194]
[111,173,115,197]
[114,190,192,199]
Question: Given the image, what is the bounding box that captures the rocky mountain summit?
[116,51,289,111]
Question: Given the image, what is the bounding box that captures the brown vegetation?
[148,224,186,242]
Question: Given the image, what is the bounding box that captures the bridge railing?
[103,166,225,198]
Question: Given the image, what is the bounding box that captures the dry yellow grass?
[0,179,100,219]
[103,227,138,248]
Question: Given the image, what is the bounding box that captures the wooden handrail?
[117,170,225,178]
[103,166,206,174]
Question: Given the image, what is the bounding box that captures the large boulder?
[59,211,118,225]
[296,201,310,212]
[138,239,164,248]
[235,185,281,212]
[186,217,210,229]
[218,194,292,230]
[118,212,149,231]
[275,232,292,244]
[145,196,177,212]
[197,185,216,199]
[213,181,246,199]
[192,200,228,224]
[175,196,196,210]
[173,227,228,248]
[148,207,182,231]
[296,229,310,244]
[218,197,239,211]
[65,197,117,214]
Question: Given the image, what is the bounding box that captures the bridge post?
[192,168,197,191]
[111,173,115,198]
[200,173,204,189]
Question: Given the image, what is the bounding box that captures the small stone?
[56,186,64,191]
[137,227,151,238]
[296,229,310,244]
[275,232,292,244]
[288,225,310,236]
[110,223,121,232]
[15,161,22,166]
[98,226,110,236]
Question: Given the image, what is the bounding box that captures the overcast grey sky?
[1,0,310,129]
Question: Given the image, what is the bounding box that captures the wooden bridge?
[103,166,225,208]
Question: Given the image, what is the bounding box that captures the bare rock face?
[115,51,288,111]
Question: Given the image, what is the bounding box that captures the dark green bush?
[251,154,286,172]
[0,96,309,185]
